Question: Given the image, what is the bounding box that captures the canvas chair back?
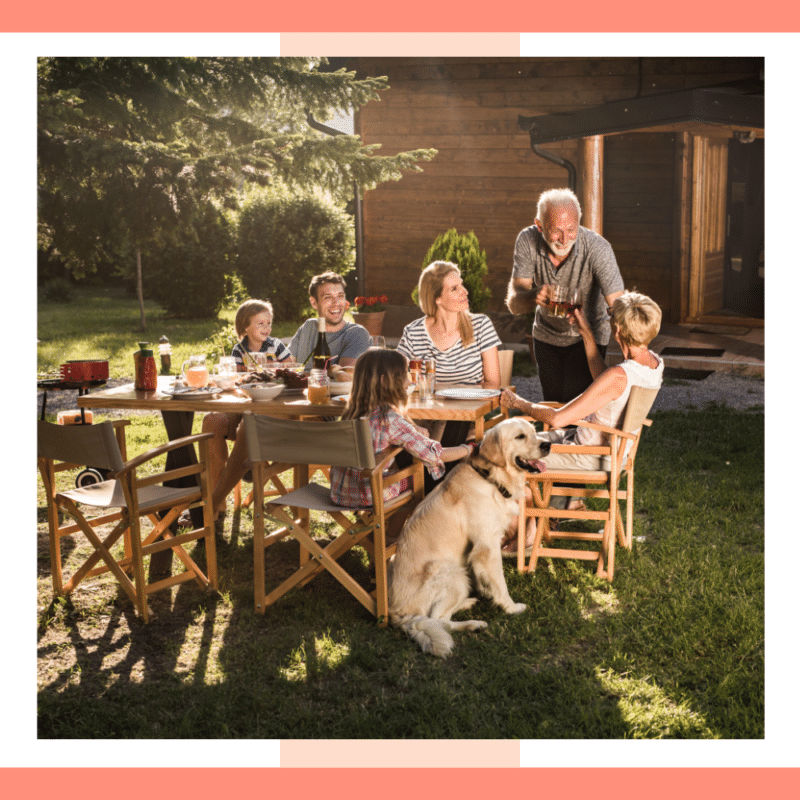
[244,414,376,470]
[498,349,514,388]
[37,419,125,473]
[621,386,660,434]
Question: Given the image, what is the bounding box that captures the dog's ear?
[477,427,507,467]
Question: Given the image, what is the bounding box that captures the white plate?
[434,388,501,400]
[163,386,224,400]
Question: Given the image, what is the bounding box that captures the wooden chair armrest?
[115,432,215,477]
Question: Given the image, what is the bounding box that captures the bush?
[237,188,354,321]
[203,323,240,364]
[39,277,75,303]
[145,205,234,319]
[414,228,491,313]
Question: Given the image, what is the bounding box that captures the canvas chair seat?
[270,480,415,515]
[518,385,659,582]
[243,414,424,623]
[38,419,218,622]
[59,479,202,514]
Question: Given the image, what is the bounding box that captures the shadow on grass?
[37,408,763,740]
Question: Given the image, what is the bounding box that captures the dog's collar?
[469,462,512,499]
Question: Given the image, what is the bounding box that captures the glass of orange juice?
[307,369,330,403]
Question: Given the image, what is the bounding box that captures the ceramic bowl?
[329,380,352,396]
[242,382,284,401]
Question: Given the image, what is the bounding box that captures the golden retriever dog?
[388,417,549,658]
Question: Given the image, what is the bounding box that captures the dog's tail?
[391,614,485,659]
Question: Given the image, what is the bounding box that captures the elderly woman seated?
[499,290,663,554]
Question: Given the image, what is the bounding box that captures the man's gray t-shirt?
[512,225,624,346]
[288,319,371,370]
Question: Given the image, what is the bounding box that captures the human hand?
[535,284,552,309]
[500,388,519,410]
[570,306,592,336]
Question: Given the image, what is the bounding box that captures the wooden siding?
[351,57,763,315]
[603,132,677,315]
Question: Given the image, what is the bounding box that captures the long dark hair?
[340,348,409,421]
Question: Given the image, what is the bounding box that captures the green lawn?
[36,289,764,739]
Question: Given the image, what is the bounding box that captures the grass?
[36,289,764,739]
[37,285,299,379]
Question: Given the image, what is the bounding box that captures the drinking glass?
[370,336,386,349]
[567,289,582,324]
[250,352,269,370]
[307,369,330,403]
[547,285,568,318]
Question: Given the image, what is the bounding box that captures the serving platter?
[163,386,224,400]
[434,388,501,400]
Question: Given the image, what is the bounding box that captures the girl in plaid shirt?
[330,348,474,508]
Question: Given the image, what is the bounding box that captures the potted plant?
[351,294,389,335]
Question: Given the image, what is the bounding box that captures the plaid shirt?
[329,407,445,508]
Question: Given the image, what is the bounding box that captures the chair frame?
[244,414,424,624]
[38,420,218,622]
[518,385,658,582]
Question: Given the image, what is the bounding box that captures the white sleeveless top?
[575,353,663,448]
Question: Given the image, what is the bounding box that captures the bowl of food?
[241,382,284,401]
[329,381,352,396]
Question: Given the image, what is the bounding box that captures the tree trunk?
[136,246,146,332]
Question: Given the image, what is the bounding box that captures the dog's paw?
[465,620,488,632]
[506,602,527,615]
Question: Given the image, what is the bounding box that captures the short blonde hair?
[417,260,475,347]
[341,348,409,421]
[235,299,273,339]
[611,291,662,348]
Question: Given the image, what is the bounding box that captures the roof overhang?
[518,83,764,143]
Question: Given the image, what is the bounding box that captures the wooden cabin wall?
[603,132,677,316]
[351,57,763,314]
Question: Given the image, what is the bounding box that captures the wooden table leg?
[148,408,201,578]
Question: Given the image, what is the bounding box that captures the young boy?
[192,300,293,524]
[231,299,293,368]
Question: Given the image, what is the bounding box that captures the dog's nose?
[540,441,551,454]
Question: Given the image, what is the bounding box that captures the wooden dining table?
[76,376,502,437]
[78,375,502,576]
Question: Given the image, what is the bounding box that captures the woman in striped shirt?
[397,261,502,452]
[397,261,501,388]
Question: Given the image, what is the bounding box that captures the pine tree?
[38,57,436,329]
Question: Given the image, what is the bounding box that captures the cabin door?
[690,135,728,317]
[723,137,764,317]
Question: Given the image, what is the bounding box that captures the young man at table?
[289,271,371,370]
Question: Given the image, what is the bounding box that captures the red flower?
[353,295,388,312]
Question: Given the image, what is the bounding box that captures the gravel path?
[512,370,764,412]
[38,371,764,418]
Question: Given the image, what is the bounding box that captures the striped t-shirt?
[396,314,501,385]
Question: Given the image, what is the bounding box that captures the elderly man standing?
[506,188,624,403]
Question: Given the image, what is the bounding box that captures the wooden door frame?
[676,132,764,328]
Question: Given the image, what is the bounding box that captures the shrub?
[39,277,75,303]
[203,323,240,364]
[413,228,491,313]
[145,205,234,319]
[237,188,355,322]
